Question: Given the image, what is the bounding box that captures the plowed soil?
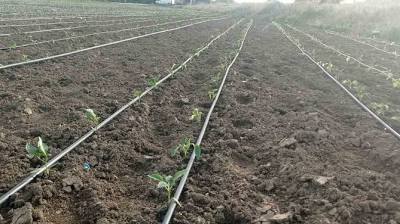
[1,4,400,224]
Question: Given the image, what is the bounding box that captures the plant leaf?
[172,169,186,184]
[157,181,169,189]
[171,145,179,157]
[26,143,37,156]
[194,144,201,160]
[148,173,164,182]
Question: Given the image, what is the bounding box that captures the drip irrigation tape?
[0,17,242,206]
[286,24,399,80]
[161,19,253,224]
[0,17,208,50]
[0,17,226,71]
[274,22,400,141]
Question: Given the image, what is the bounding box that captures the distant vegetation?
[272,0,400,42]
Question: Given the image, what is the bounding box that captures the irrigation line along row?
[162,19,253,224]
[0,14,163,22]
[324,30,399,57]
[0,17,209,50]
[286,24,399,81]
[0,18,242,206]
[0,18,157,36]
[359,36,400,48]
[0,17,227,71]
[274,22,400,141]
[0,14,218,36]
[0,16,155,28]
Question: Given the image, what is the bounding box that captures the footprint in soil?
[232,119,254,129]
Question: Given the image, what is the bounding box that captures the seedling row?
[275,22,400,134]
[0,17,227,69]
[0,17,251,223]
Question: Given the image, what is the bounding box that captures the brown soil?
[1,5,400,224]
[285,24,400,131]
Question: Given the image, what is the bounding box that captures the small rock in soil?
[96,218,111,224]
[269,212,292,223]
[225,139,239,149]
[300,174,334,186]
[0,132,5,139]
[279,137,297,148]
[23,107,33,115]
[32,209,44,221]
[62,186,73,193]
[254,212,274,222]
[191,192,209,205]
[180,97,190,104]
[195,216,206,224]
[11,202,33,224]
[62,176,83,192]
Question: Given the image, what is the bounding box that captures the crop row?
[161,19,253,224]
[0,17,245,217]
[286,24,400,91]
[0,16,213,50]
[274,22,400,140]
[0,17,227,69]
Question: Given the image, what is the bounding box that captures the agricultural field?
[1,0,400,224]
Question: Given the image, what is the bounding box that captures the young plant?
[147,76,159,88]
[392,78,400,89]
[211,72,222,84]
[190,108,203,123]
[84,109,100,125]
[148,169,186,202]
[342,80,368,99]
[26,137,50,164]
[9,42,17,49]
[208,89,218,100]
[171,138,201,159]
[133,89,142,98]
[22,54,29,61]
[370,102,389,116]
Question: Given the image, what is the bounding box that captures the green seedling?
[208,89,218,100]
[22,54,29,61]
[370,102,389,116]
[171,138,201,159]
[148,169,186,202]
[84,109,100,125]
[9,43,17,49]
[133,89,142,98]
[190,108,203,123]
[342,80,368,99]
[212,72,222,84]
[26,137,50,164]
[147,76,159,88]
[392,78,400,89]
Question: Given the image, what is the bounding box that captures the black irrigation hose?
[161,19,253,224]
[0,17,226,71]
[0,17,208,50]
[0,17,242,206]
[273,22,400,141]
[324,30,399,57]
[286,24,398,80]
